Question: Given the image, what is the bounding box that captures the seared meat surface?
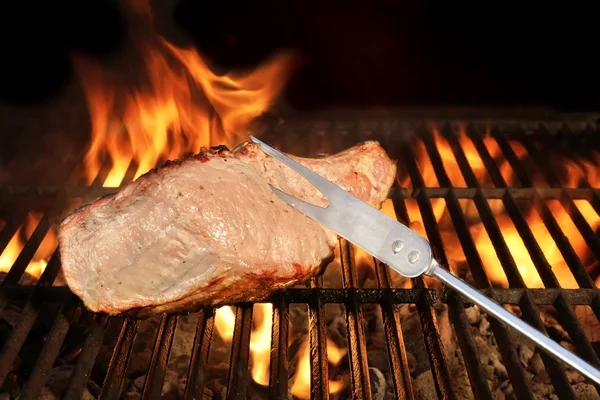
[58,141,396,316]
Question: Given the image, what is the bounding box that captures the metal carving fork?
[250,136,600,386]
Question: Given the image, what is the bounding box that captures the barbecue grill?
[1,110,600,399]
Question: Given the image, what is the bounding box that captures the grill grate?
[0,118,599,399]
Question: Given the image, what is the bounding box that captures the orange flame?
[214,304,275,386]
[249,304,273,386]
[214,306,236,341]
[75,1,298,187]
[290,338,347,399]
[0,212,58,281]
[401,127,600,289]
[214,304,347,394]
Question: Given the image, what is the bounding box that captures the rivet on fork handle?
[391,240,404,253]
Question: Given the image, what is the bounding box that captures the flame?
[215,304,347,394]
[402,127,600,288]
[290,338,347,399]
[470,201,582,288]
[249,304,273,386]
[289,341,311,397]
[214,306,236,341]
[562,154,600,188]
[0,212,58,280]
[75,1,298,187]
[214,304,274,385]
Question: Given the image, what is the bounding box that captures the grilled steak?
[58,141,396,317]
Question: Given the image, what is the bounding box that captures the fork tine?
[250,136,341,200]
[269,185,328,218]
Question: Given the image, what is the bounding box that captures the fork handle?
[430,262,600,385]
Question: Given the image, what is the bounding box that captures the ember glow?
[75,1,297,188]
[401,128,600,289]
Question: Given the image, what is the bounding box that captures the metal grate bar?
[308,124,332,157]
[0,281,597,306]
[18,301,80,400]
[503,195,562,284]
[450,127,564,287]
[491,130,597,289]
[1,179,73,292]
[4,216,50,285]
[374,257,415,399]
[520,126,564,187]
[184,308,215,400]
[283,124,310,157]
[63,314,110,400]
[282,121,329,400]
[99,319,140,400]
[467,127,600,318]
[141,314,179,400]
[90,158,115,189]
[478,288,597,304]
[482,132,600,378]
[553,295,600,364]
[268,293,289,400]
[558,189,600,262]
[466,129,582,288]
[0,212,26,262]
[340,239,372,400]
[447,296,493,400]
[0,168,107,395]
[308,274,331,399]
[120,159,140,187]
[382,191,435,399]
[226,304,253,399]
[419,126,535,398]
[1,119,599,399]
[479,187,600,372]
[36,249,63,287]
[518,134,600,267]
[440,125,580,396]
[579,168,600,220]
[337,121,377,400]
[397,140,455,399]
[68,155,92,188]
[489,127,532,187]
[0,253,62,386]
[388,136,454,398]
[0,285,443,306]
[517,296,578,398]
[470,126,599,394]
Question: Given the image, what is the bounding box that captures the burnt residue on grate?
[0,119,599,399]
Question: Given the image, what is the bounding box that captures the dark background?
[0,0,599,111]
